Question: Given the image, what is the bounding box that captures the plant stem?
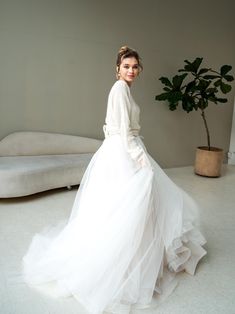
[200,109,211,150]
[209,68,220,75]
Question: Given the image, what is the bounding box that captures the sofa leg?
[67,185,72,190]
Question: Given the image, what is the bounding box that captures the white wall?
[228,98,235,164]
[0,0,235,167]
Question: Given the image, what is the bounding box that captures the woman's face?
[118,57,140,86]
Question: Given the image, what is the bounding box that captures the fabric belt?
[103,125,140,138]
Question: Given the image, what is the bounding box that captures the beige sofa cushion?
[0,154,93,198]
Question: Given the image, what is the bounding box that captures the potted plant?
[155,57,234,177]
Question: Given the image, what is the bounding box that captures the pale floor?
[0,165,234,314]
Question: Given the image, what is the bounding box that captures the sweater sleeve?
[113,82,151,168]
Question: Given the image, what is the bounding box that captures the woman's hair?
[116,46,143,76]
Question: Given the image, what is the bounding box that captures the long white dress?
[23,80,207,314]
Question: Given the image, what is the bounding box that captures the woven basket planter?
[194,146,224,177]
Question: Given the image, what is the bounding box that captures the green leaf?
[184,60,191,65]
[168,91,183,102]
[224,74,234,82]
[163,87,171,91]
[198,79,211,91]
[207,87,217,95]
[179,58,203,74]
[214,79,221,87]
[198,98,208,110]
[220,82,232,94]
[185,80,196,93]
[203,75,220,80]
[198,68,209,75]
[181,64,192,73]
[190,57,203,73]
[159,77,173,87]
[172,73,187,89]
[208,96,217,103]
[169,102,178,111]
[220,65,232,76]
[181,97,196,112]
[156,90,183,103]
[155,92,170,101]
[216,98,227,103]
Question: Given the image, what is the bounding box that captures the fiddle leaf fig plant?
[155,57,234,150]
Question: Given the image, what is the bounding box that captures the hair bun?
[118,46,135,56]
[119,46,129,54]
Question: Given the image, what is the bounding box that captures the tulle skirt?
[23,135,206,314]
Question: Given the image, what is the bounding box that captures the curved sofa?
[0,132,102,198]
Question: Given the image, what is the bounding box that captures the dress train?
[23,135,206,314]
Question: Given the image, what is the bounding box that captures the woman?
[23,46,206,314]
